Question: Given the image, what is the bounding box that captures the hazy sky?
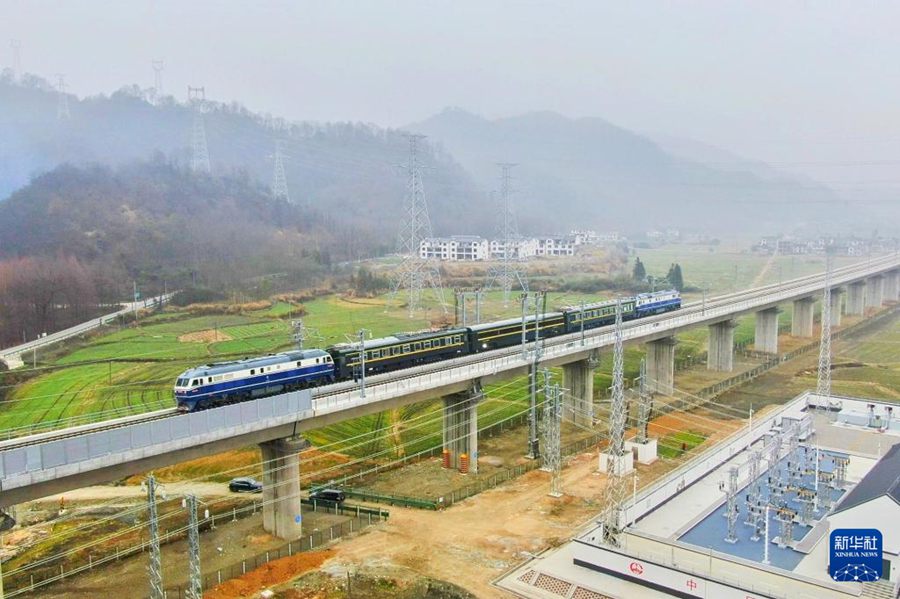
[3,1,900,191]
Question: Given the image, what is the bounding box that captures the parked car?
[309,488,346,503]
[228,477,263,493]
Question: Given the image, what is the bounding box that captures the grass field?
[657,430,708,459]
[0,247,868,442]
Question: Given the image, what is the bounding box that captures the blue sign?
[830,528,883,582]
[294,514,302,524]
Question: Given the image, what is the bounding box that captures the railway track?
[0,255,896,452]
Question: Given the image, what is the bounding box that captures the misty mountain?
[0,160,344,290]
[0,75,488,239]
[407,108,841,234]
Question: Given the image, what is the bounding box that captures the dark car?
[309,488,346,503]
[228,477,263,493]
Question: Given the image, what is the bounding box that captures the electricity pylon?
[485,163,528,304]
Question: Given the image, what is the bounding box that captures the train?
[174,289,681,412]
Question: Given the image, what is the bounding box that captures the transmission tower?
[152,59,164,101]
[485,164,528,304]
[542,376,562,497]
[817,251,834,401]
[388,134,446,316]
[188,86,211,174]
[271,138,291,202]
[599,300,630,547]
[720,466,739,544]
[185,494,202,599]
[55,73,70,120]
[635,358,652,444]
[10,39,21,80]
[145,474,164,599]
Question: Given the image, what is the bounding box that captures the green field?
[657,430,708,459]
[0,247,865,441]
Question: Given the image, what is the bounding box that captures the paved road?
[0,293,174,369]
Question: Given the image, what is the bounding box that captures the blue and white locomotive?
[174,349,335,412]
[174,290,681,411]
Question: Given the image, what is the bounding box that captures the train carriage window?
[208,377,212,383]
[297,361,302,367]
[414,342,422,351]
[326,356,332,363]
[424,340,432,349]
[402,344,411,353]
[250,369,255,375]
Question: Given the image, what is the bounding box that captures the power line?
[485,163,528,304]
[388,133,446,316]
[188,86,211,174]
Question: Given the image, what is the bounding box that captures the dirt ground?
[179,329,234,343]
[362,422,596,499]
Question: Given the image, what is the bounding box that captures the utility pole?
[355,329,371,398]
[600,299,630,547]
[292,319,320,350]
[145,475,164,599]
[526,291,545,459]
[151,59,164,102]
[188,86,211,173]
[388,134,446,316]
[271,138,291,203]
[542,375,562,497]
[817,249,833,403]
[55,73,70,120]
[485,164,529,304]
[9,39,21,81]
[635,358,652,444]
[185,494,202,599]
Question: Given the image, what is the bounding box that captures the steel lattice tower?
[271,139,291,203]
[486,163,528,304]
[152,60,164,102]
[185,494,202,599]
[600,300,629,547]
[55,74,70,120]
[817,252,834,400]
[10,39,21,80]
[721,466,739,544]
[635,358,652,444]
[542,379,562,497]
[389,134,446,316]
[146,475,164,599]
[188,86,211,174]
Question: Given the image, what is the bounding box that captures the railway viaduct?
[0,257,898,539]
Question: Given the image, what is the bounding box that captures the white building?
[535,236,576,257]
[419,236,489,261]
[489,238,538,260]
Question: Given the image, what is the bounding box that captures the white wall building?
[419,236,489,261]
[535,236,576,257]
[489,238,539,260]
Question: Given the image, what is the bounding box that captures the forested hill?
[0,161,349,290]
[408,108,842,234]
[0,75,488,237]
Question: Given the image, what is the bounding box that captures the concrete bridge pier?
[708,320,738,372]
[442,383,482,473]
[791,297,816,338]
[754,308,780,354]
[260,436,308,540]
[885,271,900,302]
[866,276,884,309]
[830,288,844,327]
[847,282,866,316]
[645,337,677,395]
[561,351,598,426]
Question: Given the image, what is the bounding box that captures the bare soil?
[178,329,235,343]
